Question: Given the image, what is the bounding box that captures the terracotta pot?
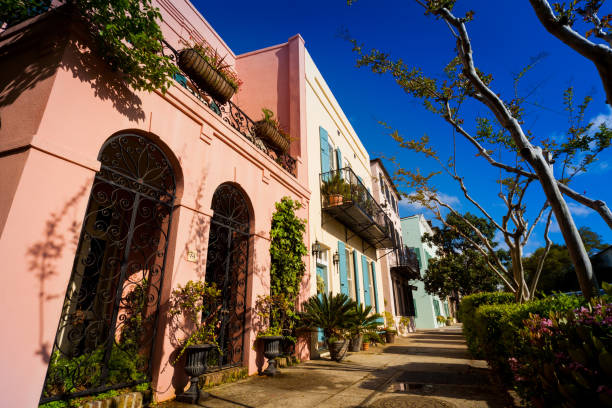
[178,48,236,104]
[254,121,290,153]
[362,342,370,351]
[175,344,213,404]
[328,194,343,206]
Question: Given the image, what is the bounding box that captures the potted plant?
[321,172,351,207]
[362,331,383,351]
[178,38,242,104]
[348,304,381,352]
[446,317,453,326]
[436,315,446,326]
[254,294,299,376]
[382,311,397,344]
[255,108,290,153]
[168,280,221,404]
[300,293,356,362]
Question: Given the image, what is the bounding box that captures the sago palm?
[299,292,356,344]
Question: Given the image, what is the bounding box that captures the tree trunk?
[522,146,599,298]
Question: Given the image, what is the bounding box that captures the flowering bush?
[510,303,612,406]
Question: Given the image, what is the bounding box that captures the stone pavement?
[160,325,517,408]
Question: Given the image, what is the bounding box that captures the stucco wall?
[0,13,310,407]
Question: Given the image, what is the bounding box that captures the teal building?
[400,214,450,329]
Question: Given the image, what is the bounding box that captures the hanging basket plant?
[255,108,290,153]
[177,39,242,105]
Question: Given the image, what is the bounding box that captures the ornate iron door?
[205,184,250,370]
[41,134,176,404]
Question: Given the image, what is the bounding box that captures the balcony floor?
[323,201,394,249]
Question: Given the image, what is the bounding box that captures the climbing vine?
[1,0,177,93]
[269,197,307,298]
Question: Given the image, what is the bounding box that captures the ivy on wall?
[269,197,307,299]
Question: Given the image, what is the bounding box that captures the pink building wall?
[0,6,311,407]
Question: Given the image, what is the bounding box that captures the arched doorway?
[205,183,250,370]
[40,134,177,404]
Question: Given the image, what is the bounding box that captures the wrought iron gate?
[205,184,250,370]
[40,134,176,403]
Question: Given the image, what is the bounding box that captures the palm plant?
[348,304,381,352]
[299,292,356,348]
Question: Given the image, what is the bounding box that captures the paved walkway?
[160,325,517,408]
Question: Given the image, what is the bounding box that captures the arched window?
[205,183,251,370]
[41,134,177,403]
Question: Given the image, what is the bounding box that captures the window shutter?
[338,241,348,296]
[320,127,330,175]
[361,255,370,307]
[352,251,361,304]
[336,148,342,170]
[413,247,422,269]
[371,261,380,313]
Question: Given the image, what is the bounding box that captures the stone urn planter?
[329,339,348,362]
[384,330,396,344]
[254,120,290,153]
[281,337,295,357]
[178,48,236,104]
[349,334,363,352]
[261,336,283,376]
[175,344,214,404]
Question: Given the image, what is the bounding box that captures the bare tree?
[529,0,612,105]
[347,0,611,298]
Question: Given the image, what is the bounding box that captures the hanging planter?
[255,108,290,153]
[178,48,237,104]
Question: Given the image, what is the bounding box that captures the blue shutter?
[361,255,370,307]
[414,247,422,269]
[320,127,330,176]
[338,241,348,296]
[335,148,342,170]
[353,251,361,304]
[371,261,380,313]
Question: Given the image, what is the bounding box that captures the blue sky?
[194,0,612,252]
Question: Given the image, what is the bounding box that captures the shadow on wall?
[26,183,89,364]
[0,9,145,122]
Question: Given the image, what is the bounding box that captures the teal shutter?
[320,127,330,176]
[433,299,440,316]
[371,261,380,313]
[338,241,348,296]
[353,251,361,304]
[335,148,342,170]
[361,255,370,307]
[444,301,449,316]
[414,247,422,269]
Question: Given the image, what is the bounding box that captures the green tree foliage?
[524,226,609,294]
[1,0,177,93]
[422,212,503,298]
[270,197,307,298]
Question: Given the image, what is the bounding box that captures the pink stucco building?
[0,2,312,406]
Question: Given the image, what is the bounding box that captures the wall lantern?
[311,240,322,257]
[332,251,340,266]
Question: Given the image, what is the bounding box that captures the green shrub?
[473,294,584,381]
[458,292,514,357]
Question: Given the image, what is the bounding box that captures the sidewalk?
[160,325,517,408]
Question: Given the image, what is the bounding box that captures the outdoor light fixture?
[332,251,340,266]
[311,240,321,257]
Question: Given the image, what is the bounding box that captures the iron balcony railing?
[390,246,420,280]
[160,40,297,177]
[320,167,395,249]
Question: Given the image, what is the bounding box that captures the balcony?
[161,42,298,177]
[391,247,420,280]
[320,167,394,249]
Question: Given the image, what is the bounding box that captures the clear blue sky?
[193,0,612,252]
